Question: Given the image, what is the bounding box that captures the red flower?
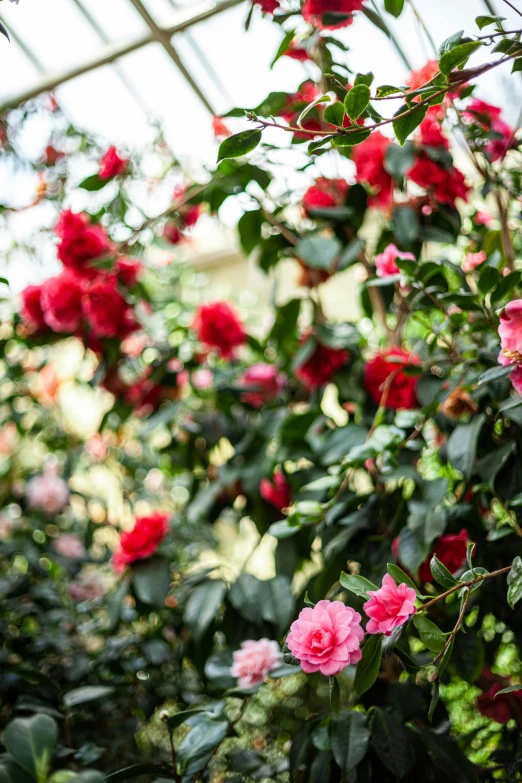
[192,301,246,359]
[83,276,137,339]
[112,511,170,572]
[407,154,470,207]
[125,377,166,416]
[419,116,449,149]
[162,222,183,245]
[279,82,320,130]
[253,0,280,12]
[240,363,286,408]
[260,469,291,510]
[20,284,47,330]
[302,0,365,29]
[393,529,470,583]
[406,60,438,94]
[99,146,128,180]
[173,185,201,228]
[56,210,113,277]
[486,118,515,162]
[477,683,522,724]
[283,41,311,61]
[117,256,143,287]
[303,177,349,213]
[364,348,420,409]
[212,116,231,138]
[295,337,349,390]
[463,98,502,128]
[352,131,393,209]
[44,145,64,165]
[41,271,84,333]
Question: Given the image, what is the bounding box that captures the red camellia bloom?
[20,284,47,330]
[212,116,231,139]
[393,529,470,583]
[117,256,143,287]
[477,682,522,724]
[279,82,319,124]
[419,116,449,149]
[463,98,502,128]
[99,146,128,180]
[302,0,365,29]
[240,363,286,408]
[40,271,84,333]
[296,339,349,390]
[364,348,420,409]
[253,0,280,13]
[303,177,349,213]
[283,40,311,61]
[192,301,246,359]
[112,511,170,573]
[352,131,393,209]
[406,60,438,94]
[260,469,291,510]
[407,154,470,207]
[83,276,137,339]
[44,145,65,165]
[56,210,113,277]
[173,185,201,228]
[162,222,183,245]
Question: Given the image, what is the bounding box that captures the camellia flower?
[40,271,84,333]
[463,98,502,128]
[419,116,449,149]
[253,0,280,13]
[374,243,415,278]
[485,118,515,163]
[352,131,393,209]
[363,574,417,635]
[54,533,86,560]
[302,0,365,30]
[212,116,231,138]
[82,276,138,340]
[55,210,113,277]
[283,40,311,61]
[475,210,492,227]
[303,177,349,213]
[393,529,470,583]
[462,250,486,274]
[477,682,522,724]
[407,154,470,207]
[240,363,286,408]
[117,257,143,287]
[260,469,291,511]
[112,511,170,572]
[286,600,364,675]
[26,471,69,515]
[192,301,246,359]
[99,146,128,180]
[192,368,214,390]
[20,284,47,330]
[295,337,349,390]
[231,638,282,688]
[364,348,420,409]
[498,300,522,365]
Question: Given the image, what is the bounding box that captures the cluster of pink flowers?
[231,638,282,688]
[374,244,415,278]
[26,471,69,515]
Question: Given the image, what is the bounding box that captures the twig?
[421,565,512,611]
[433,589,470,665]
[502,0,522,20]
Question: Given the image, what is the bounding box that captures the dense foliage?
[3,1,522,781]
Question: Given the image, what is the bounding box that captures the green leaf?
[387,563,420,595]
[344,85,371,120]
[63,686,114,708]
[419,730,478,783]
[185,580,226,642]
[271,29,296,67]
[323,102,346,128]
[475,15,505,30]
[79,174,107,191]
[437,636,454,675]
[430,555,458,589]
[439,41,482,76]
[478,364,514,386]
[297,94,331,129]
[512,57,522,73]
[393,103,428,146]
[428,681,440,722]
[496,685,522,696]
[237,209,263,254]
[330,711,370,774]
[106,763,176,781]
[477,264,499,295]
[131,555,171,606]
[177,716,229,777]
[446,413,486,479]
[354,72,374,87]
[332,128,371,147]
[340,572,378,600]
[165,708,209,730]
[354,634,382,695]
[466,542,475,573]
[295,235,341,271]
[329,676,341,714]
[0,761,35,783]
[507,556,522,609]
[370,708,415,779]
[384,0,404,17]
[413,615,446,652]
[337,238,365,271]
[4,715,58,779]
[376,84,404,98]
[217,129,262,161]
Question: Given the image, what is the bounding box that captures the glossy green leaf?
[4,715,58,779]
[370,708,415,779]
[344,85,371,120]
[330,711,370,774]
[384,0,404,17]
[430,555,458,589]
[439,41,482,76]
[339,572,378,600]
[217,129,262,161]
[354,634,382,695]
[413,615,446,652]
[393,103,428,146]
[323,102,345,128]
[507,556,522,609]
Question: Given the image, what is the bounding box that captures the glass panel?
[72,0,149,41]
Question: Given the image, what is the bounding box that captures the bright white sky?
[0,0,521,291]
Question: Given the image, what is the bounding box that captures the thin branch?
[502,0,522,19]
[421,566,512,611]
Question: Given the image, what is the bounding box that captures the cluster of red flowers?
[302,177,349,213]
[20,210,141,344]
[162,186,202,245]
[302,0,366,29]
[477,671,522,724]
[364,348,420,410]
[113,511,170,572]
[192,301,246,359]
[295,336,349,390]
[352,131,394,209]
[463,98,515,162]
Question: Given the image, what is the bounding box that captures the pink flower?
[462,250,486,273]
[99,146,128,180]
[475,211,492,226]
[286,600,364,676]
[231,638,282,688]
[363,574,417,635]
[192,368,214,390]
[68,572,106,602]
[26,472,69,515]
[486,118,515,162]
[240,363,286,408]
[54,534,85,560]
[374,244,415,278]
[41,271,85,333]
[498,299,522,364]
[260,470,291,511]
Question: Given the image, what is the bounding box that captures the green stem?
[422,566,511,612]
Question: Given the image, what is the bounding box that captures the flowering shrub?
[3,2,522,782]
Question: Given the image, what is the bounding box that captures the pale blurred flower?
[192,368,213,390]
[462,250,486,273]
[68,571,105,602]
[231,638,282,688]
[26,471,69,515]
[54,533,85,560]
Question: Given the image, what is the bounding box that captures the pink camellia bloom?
[509,364,522,395]
[240,363,286,408]
[462,250,486,274]
[286,600,364,676]
[54,533,86,560]
[374,244,415,278]
[99,146,128,180]
[68,572,106,602]
[475,210,492,227]
[192,368,214,390]
[363,574,417,635]
[260,469,291,511]
[26,472,69,515]
[230,638,282,688]
[498,300,522,364]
